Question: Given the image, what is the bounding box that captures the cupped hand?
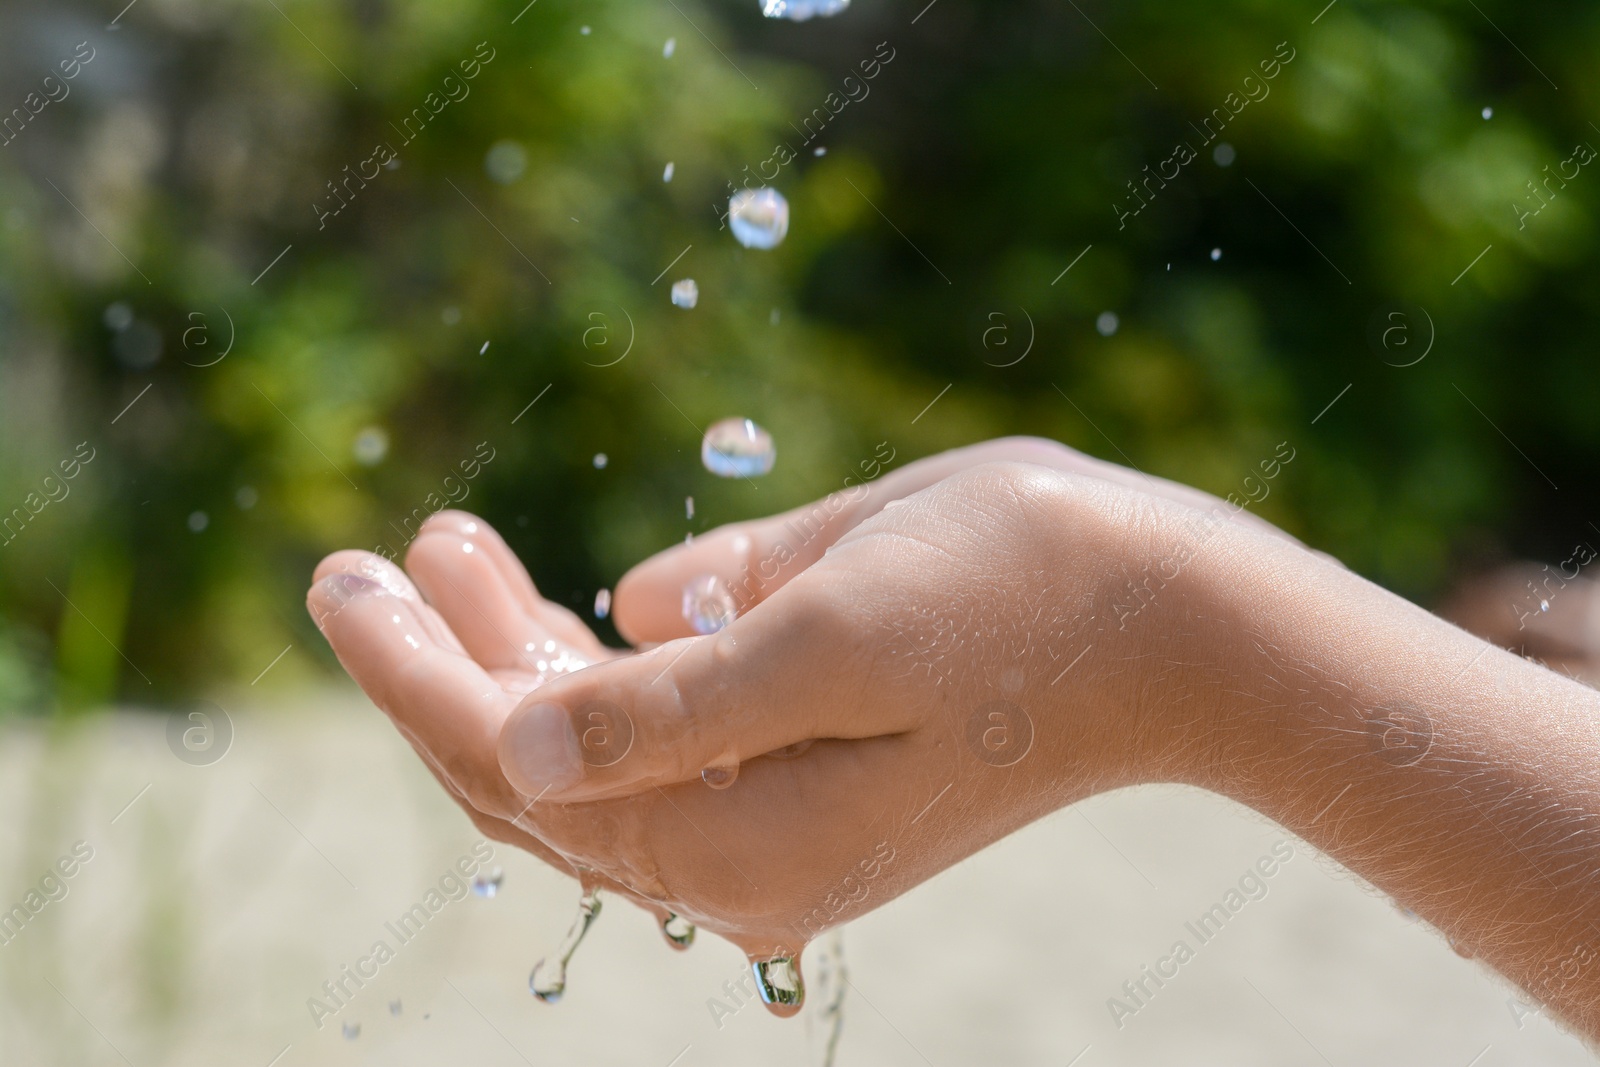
[308,440,1289,980]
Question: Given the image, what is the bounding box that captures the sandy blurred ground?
[0,692,1592,1067]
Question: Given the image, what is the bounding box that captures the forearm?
[1178,529,1600,1038]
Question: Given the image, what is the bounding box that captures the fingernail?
[502,702,585,795]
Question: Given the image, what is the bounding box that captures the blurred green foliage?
[0,0,1596,711]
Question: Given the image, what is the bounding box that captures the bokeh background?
[2,0,1598,1062]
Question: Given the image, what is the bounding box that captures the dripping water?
[752,953,804,1014]
[530,887,603,1003]
[807,930,848,1067]
[661,911,696,950]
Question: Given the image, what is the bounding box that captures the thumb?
[498,581,909,802]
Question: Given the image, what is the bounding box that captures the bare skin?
[308,438,1600,1037]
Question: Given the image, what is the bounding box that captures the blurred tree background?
[0,0,1595,712]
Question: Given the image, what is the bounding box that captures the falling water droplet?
[683,575,738,634]
[770,307,781,325]
[594,588,611,619]
[663,161,675,182]
[531,888,603,1004]
[479,340,490,355]
[761,0,849,19]
[813,146,827,156]
[187,511,209,533]
[1096,311,1120,337]
[1482,106,1493,120]
[728,188,790,249]
[1210,247,1222,261]
[342,1021,361,1040]
[701,764,739,788]
[353,426,390,466]
[580,24,591,34]
[808,930,848,1067]
[671,278,699,309]
[472,867,504,898]
[662,912,697,950]
[685,496,695,520]
[1212,142,1236,167]
[389,999,403,1016]
[593,453,608,469]
[753,955,805,1014]
[701,417,775,478]
[663,37,676,57]
[1541,599,1550,612]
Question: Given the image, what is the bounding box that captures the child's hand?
[309,444,1279,962]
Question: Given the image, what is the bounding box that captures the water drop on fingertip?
[662,912,697,950]
[752,955,805,1014]
[701,764,739,789]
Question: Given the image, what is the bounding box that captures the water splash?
[661,912,696,950]
[530,888,603,1004]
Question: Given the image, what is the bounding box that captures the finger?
[405,528,609,673]
[312,550,466,653]
[307,572,522,817]
[419,510,600,649]
[498,581,915,802]
[612,435,1302,645]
